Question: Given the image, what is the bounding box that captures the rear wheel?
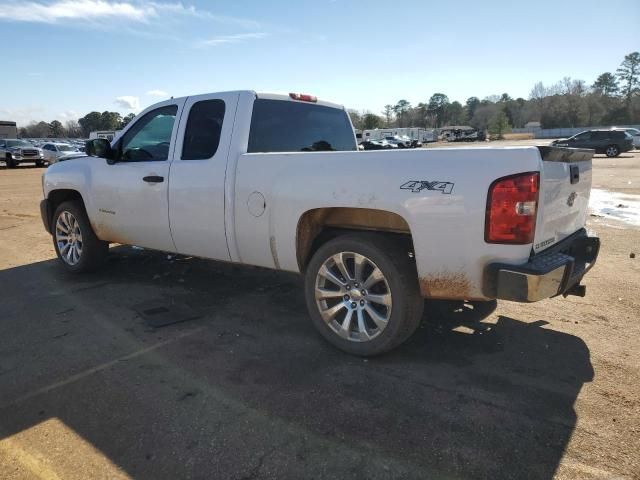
[605,144,620,157]
[304,233,423,356]
[52,201,108,272]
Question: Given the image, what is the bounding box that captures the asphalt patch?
[134,300,202,328]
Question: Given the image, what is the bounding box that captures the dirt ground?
[0,146,638,479]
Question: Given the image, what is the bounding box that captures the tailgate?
[533,146,593,253]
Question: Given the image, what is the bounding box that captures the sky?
[0,0,638,126]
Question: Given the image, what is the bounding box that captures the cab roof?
[169,90,345,110]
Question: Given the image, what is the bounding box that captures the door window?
[119,105,178,161]
[181,100,226,160]
[572,132,592,142]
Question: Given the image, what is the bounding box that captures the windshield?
[7,140,31,147]
[57,145,73,151]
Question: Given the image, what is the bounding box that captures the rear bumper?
[40,199,52,234]
[484,229,600,302]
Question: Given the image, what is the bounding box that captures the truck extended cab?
[40,91,600,355]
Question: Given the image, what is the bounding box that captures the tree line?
[17,51,640,138]
[349,51,640,133]
[18,111,136,138]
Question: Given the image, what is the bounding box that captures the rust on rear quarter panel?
[419,272,476,300]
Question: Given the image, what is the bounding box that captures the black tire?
[52,200,108,273]
[35,160,45,168]
[605,144,620,158]
[304,233,424,356]
[5,155,16,168]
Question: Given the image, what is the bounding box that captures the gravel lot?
[0,146,638,479]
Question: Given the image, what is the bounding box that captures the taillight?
[289,93,317,103]
[485,172,539,244]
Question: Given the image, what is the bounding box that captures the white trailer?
[89,130,121,141]
[361,127,437,144]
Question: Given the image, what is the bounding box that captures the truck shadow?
[0,247,593,479]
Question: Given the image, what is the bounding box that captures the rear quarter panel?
[233,146,543,300]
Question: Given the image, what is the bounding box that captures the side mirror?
[86,138,116,164]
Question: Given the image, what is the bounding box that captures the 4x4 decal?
[400,180,455,194]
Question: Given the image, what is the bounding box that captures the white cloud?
[59,110,79,120]
[146,89,168,97]
[198,32,268,47]
[0,1,260,29]
[0,0,154,23]
[0,106,47,126]
[114,96,140,110]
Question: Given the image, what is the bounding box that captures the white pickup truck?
[40,91,600,355]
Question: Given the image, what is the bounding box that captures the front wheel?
[605,144,620,157]
[5,155,16,168]
[52,201,108,272]
[35,160,45,167]
[304,233,423,356]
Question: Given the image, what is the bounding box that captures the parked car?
[551,130,633,157]
[611,127,640,148]
[361,140,397,150]
[40,91,600,356]
[0,138,45,167]
[384,136,411,148]
[42,143,84,164]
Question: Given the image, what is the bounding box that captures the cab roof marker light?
[289,93,317,103]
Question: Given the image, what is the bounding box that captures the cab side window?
[573,132,592,141]
[119,105,178,162]
[181,100,226,160]
[610,131,625,140]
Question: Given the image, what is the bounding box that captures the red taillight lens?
[485,172,539,244]
[289,93,317,103]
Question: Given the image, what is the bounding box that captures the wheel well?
[296,207,414,271]
[48,189,85,222]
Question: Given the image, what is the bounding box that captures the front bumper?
[484,229,600,302]
[40,199,52,234]
[13,154,43,162]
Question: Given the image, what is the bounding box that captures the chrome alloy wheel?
[314,252,392,342]
[55,211,83,266]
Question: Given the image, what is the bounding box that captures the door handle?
[570,165,580,184]
[143,175,164,183]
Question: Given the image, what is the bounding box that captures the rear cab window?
[247,99,356,153]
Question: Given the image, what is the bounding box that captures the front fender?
[43,158,95,219]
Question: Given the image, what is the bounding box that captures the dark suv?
[551,130,634,157]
